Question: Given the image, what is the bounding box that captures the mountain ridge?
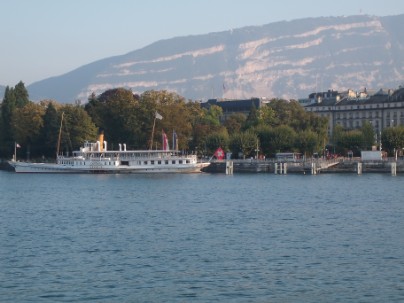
[26,14,404,103]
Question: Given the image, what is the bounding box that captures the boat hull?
[8,161,210,174]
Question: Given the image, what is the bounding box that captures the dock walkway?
[203,158,403,174]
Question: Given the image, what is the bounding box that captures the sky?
[1,0,403,86]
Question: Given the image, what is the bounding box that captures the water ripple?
[0,172,403,302]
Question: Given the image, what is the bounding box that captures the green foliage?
[0,82,31,156]
[296,129,320,157]
[224,113,246,135]
[11,102,45,144]
[14,81,29,108]
[141,91,194,150]
[190,105,224,154]
[243,104,259,130]
[205,129,229,154]
[361,121,376,150]
[257,105,276,126]
[229,130,258,159]
[0,86,350,161]
[332,123,377,156]
[381,126,404,157]
[266,125,297,155]
[1,86,17,145]
[40,101,61,157]
[202,105,223,127]
[337,129,364,156]
[86,88,141,148]
[255,124,272,156]
[268,99,296,126]
[60,104,98,153]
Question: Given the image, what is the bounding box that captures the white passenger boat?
[9,134,210,174]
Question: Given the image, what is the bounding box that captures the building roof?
[201,98,261,111]
[305,86,404,108]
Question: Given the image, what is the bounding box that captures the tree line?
[1,81,403,161]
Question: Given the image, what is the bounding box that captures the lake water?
[0,171,403,302]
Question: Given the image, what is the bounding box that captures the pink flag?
[162,130,169,151]
[16,143,21,148]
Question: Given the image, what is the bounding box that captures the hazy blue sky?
[1,0,403,85]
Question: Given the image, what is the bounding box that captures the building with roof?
[200,98,264,121]
[303,86,404,140]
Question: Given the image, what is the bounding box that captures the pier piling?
[391,162,397,176]
[226,160,233,175]
[357,162,362,175]
[275,162,287,174]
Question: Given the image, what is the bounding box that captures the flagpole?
[149,111,163,150]
[14,142,17,162]
[56,112,64,157]
[149,115,156,150]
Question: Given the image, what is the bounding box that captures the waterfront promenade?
[204,158,404,175]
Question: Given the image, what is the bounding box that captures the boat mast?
[56,112,64,157]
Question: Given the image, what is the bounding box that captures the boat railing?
[74,150,197,161]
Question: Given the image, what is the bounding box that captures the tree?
[85,88,141,149]
[266,125,297,155]
[11,102,45,159]
[186,101,206,153]
[205,129,229,155]
[341,130,364,156]
[40,101,63,157]
[361,121,376,150]
[229,130,258,159]
[202,105,223,127]
[382,126,404,160]
[1,86,16,145]
[141,91,194,150]
[296,129,320,157]
[243,104,259,130]
[268,99,294,126]
[255,124,272,156]
[257,105,276,126]
[190,104,224,154]
[60,105,98,154]
[1,81,31,157]
[14,81,30,108]
[224,113,246,135]
[332,124,346,155]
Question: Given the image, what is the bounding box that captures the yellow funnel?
[99,133,104,151]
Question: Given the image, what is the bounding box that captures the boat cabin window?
[144,161,148,165]
[121,161,129,166]
[165,160,169,165]
[172,160,176,164]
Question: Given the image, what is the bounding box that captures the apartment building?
[302,87,404,138]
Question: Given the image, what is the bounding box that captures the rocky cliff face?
[27,14,404,103]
